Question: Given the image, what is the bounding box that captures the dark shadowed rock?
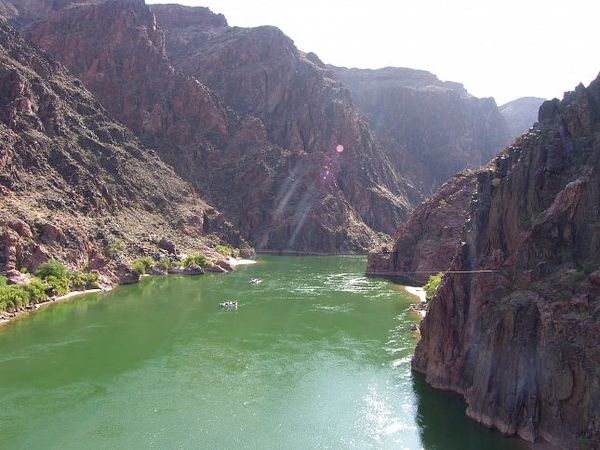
[412,75,600,449]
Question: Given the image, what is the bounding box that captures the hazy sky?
[147,0,600,104]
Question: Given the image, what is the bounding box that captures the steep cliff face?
[151,4,419,233]
[0,21,245,280]
[330,66,512,194]
[14,0,416,253]
[500,96,546,137]
[412,78,600,448]
[366,170,477,285]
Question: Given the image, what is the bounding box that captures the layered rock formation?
[366,170,477,285]
[330,66,513,194]
[0,21,245,280]
[8,0,417,253]
[500,96,546,137]
[411,78,600,448]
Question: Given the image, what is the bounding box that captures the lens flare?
[336,144,344,153]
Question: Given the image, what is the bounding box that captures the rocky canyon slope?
[410,78,600,448]
[0,21,245,281]
[7,0,419,253]
[330,66,513,194]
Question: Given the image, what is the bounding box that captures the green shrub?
[424,272,444,301]
[83,272,100,289]
[69,271,87,290]
[438,198,447,208]
[0,276,7,287]
[214,245,239,258]
[0,285,29,310]
[24,278,49,304]
[109,239,126,255]
[45,275,69,296]
[140,257,154,270]
[36,260,68,280]
[130,260,147,276]
[183,253,212,268]
[19,267,29,274]
[155,258,172,271]
[130,257,154,276]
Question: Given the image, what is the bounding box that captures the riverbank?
[0,287,109,328]
[0,257,256,328]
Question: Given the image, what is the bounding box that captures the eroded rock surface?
[412,78,600,448]
[0,21,246,278]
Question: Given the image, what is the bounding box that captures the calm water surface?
[0,256,525,449]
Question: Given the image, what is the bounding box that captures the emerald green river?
[0,256,525,449]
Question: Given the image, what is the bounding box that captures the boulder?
[158,237,178,254]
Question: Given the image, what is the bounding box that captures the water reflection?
[412,372,527,450]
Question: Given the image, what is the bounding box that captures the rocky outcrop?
[412,77,600,448]
[500,96,546,137]
[0,21,246,277]
[330,66,513,194]
[366,170,477,284]
[7,0,418,253]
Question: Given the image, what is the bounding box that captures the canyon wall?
[330,66,513,194]
[412,78,600,448]
[10,0,418,253]
[0,21,245,280]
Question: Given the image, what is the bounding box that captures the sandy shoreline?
[404,286,427,318]
[228,258,257,267]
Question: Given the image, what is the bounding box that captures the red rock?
[7,219,32,238]
[0,21,248,277]
[589,270,600,286]
[18,0,417,253]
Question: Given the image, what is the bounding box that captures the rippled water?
[0,256,525,449]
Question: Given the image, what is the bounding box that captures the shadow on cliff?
[411,373,528,450]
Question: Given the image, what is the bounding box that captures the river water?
[0,256,525,449]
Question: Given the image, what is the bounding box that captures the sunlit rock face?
[329,66,513,195]
[499,96,546,137]
[412,77,600,449]
[0,21,246,279]
[4,0,419,253]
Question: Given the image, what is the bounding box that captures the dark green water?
[0,256,525,449]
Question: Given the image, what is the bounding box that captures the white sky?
[147,0,600,104]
